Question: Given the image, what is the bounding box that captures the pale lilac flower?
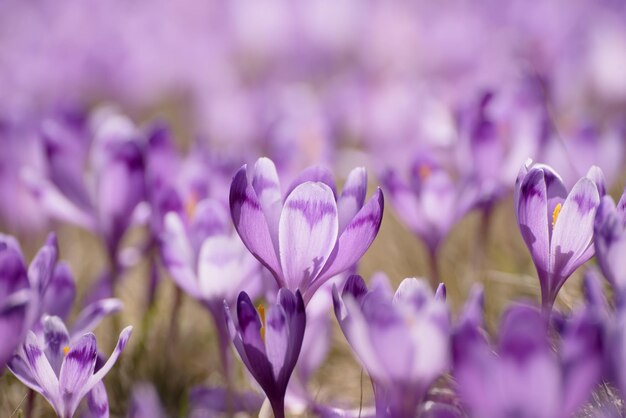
[514,160,603,311]
[453,303,603,418]
[8,316,132,418]
[333,274,450,418]
[594,190,626,294]
[230,157,383,303]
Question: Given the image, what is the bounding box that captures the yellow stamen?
[257,303,266,341]
[552,203,562,228]
[185,191,199,219]
[418,165,432,179]
[63,346,70,356]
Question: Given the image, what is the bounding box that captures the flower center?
[552,203,562,228]
[418,165,432,180]
[185,191,199,219]
[63,346,70,356]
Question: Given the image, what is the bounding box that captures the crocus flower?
[453,303,603,418]
[24,108,146,271]
[127,383,167,418]
[333,274,450,418]
[229,157,383,303]
[594,190,626,294]
[8,316,132,418]
[225,289,305,418]
[381,153,481,284]
[514,160,603,311]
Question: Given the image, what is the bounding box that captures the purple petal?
[251,157,283,254]
[81,326,132,399]
[285,166,337,199]
[278,182,338,291]
[594,196,626,290]
[393,278,433,311]
[498,305,548,363]
[189,386,263,415]
[313,189,383,297]
[381,170,425,237]
[59,333,99,415]
[160,213,200,297]
[516,168,550,288]
[43,316,70,375]
[550,177,600,284]
[230,166,282,282]
[265,304,289,380]
[0,290,29,368]
[42,262,76,320]
[585,166,607,197]
[337,167,367,233]
[236,292,265,355]
[69,299,123,338]
[28,232,58,295]
[128,383,166,418]
[86,381,110,418]
[21,332,61,410]
[0,238,29,301]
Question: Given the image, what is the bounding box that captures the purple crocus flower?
[594,190,626,294]
[8,316,132,418]
[24,109,146,266]
[381,154,481,284]
[333,274,450,418]
[453,302,603,418]
[229,157,383,303]
[514,160,603,311]
[225,289,305,418]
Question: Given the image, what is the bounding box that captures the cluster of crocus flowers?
[514,160,604,312]
[229,157,384,303]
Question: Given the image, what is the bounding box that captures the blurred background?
[1,0,626,416]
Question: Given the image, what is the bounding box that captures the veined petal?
[314,189,383,296]
[69,299,123,338]
[59,333,99,415]
[81,326,133,401]
[161,212,200,297]
[265,305,289,380]
[550,178,600,283]
[337,167,367,233]
[22,332,61,411]
[585,166,606,197]
[251,157,283,254]
[516,168,550,287]
[230,166,282,282]
[278,182,338,291]
[43,316,70,375]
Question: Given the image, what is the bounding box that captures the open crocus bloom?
[514,160,603,311]
[453,302,603,418]
[229,157,383,303]
[8,316,132,418]
[594,190,626,294]
[225,289,305,418]
[333,274,449,418]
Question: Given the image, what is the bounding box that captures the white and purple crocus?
[333,274,450,418]
[229,157,383,303]
[514,160,604,312]
[225,289,305,418]
[8,317,132,418]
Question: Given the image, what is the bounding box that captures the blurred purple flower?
[333,274,450,418]
[514,160,603,311]
[229,157,383,303]
[594,190,626,293]
[225,289,305,418]
[24,109,146,257]
[8,316,132,418]
[127,383,167,418]
[382,153,481,283]
[453,303,603,418]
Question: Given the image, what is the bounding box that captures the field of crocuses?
[2,1,626,417]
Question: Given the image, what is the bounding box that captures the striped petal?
[337,167,367,233]
[59,333,99,415]
[278,182,338,291]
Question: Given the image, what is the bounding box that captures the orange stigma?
[418,165,432,179]
[552,203,562,228]
[257,303,266,341]
[63,346,70,356]
[185,192,199,219]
